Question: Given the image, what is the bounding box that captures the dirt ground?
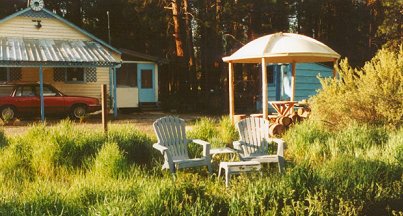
[2,111,211,136]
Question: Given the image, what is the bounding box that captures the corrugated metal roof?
[0,37,119,67]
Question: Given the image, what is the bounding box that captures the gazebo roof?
[222,32,340,64]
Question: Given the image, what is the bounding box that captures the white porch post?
[291,62,296,101]
[262,58,268,120]
[228,62,235,123]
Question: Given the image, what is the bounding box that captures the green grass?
[0,118,402,215]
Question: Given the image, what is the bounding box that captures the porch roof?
[0,37,120,67]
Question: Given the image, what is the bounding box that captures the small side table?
[210,147,238,161]
[218,161,261,187]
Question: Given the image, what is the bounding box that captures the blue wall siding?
[267,63,332,102]
[294,63,332,101]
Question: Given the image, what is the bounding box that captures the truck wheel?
[71,105,87,119]
[1,106,16,121]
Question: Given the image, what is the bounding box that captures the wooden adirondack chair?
[233,117,285,172]
[153,116,212,174]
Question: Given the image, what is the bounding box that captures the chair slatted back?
[236,117,270,157]
[153,116,189,160]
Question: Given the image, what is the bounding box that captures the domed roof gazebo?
[222,32,341,122]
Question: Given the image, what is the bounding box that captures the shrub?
[187,117,218,143]
[327,122,388,158]
[283,119,331,165]
[107,124,155,167]
[90,142,127,178]
[217,116,238,147]
[310,47,403,128]
[47,121,106,169]
[188,116,238,148]
[0,128,7,148]
[0,139,34,183]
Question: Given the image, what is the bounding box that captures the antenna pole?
[107,11,111,45]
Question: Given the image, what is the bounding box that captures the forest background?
[0,0,401,113]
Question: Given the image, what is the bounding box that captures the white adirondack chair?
[153,116,212,174]
[233,117,285,172]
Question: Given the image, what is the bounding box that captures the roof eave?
[223,52,340,63]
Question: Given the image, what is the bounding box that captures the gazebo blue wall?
[268,63,332,101]
[259,63,332,113]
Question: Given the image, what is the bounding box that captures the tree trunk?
[172,0,185,57]
[183,0,196,92]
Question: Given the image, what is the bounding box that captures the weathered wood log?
[276,116,292,126]
[297,107,305,116]
[269,123,285,136]
[297,107,311,118]
[290,112,302,123]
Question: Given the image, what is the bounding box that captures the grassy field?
[0,117,402,215]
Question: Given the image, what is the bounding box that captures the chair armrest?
[191,139,211,156]
[269,138,285,157]
[233,140,245,152]
[153,143,168,154]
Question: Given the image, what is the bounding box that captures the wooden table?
[269,101,297,116]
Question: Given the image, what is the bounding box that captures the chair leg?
[207,163,213,174]
[225,169,230,187]
[278,156,285,173]
[218,165,222,178]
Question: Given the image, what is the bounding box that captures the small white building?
[0,0,160,119]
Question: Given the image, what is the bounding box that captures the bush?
[0,128,7,148]
[108,124,155,167]
[188,116,238,148]
[217,116,239,147]
[283,119,332,165]
[310,47,403,128]
[327,122,389,158]
[0,139,34,183]
[90,142,127,178]
[187,117,218,143]
[0,117,402,215]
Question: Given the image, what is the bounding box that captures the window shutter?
[85,68,97,82]
[53,68,65,82]
[9,68,22,81]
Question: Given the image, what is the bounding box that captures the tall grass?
[0,118,402,215]
[188,116,238,148]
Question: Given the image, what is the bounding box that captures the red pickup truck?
[0,83,101,120]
